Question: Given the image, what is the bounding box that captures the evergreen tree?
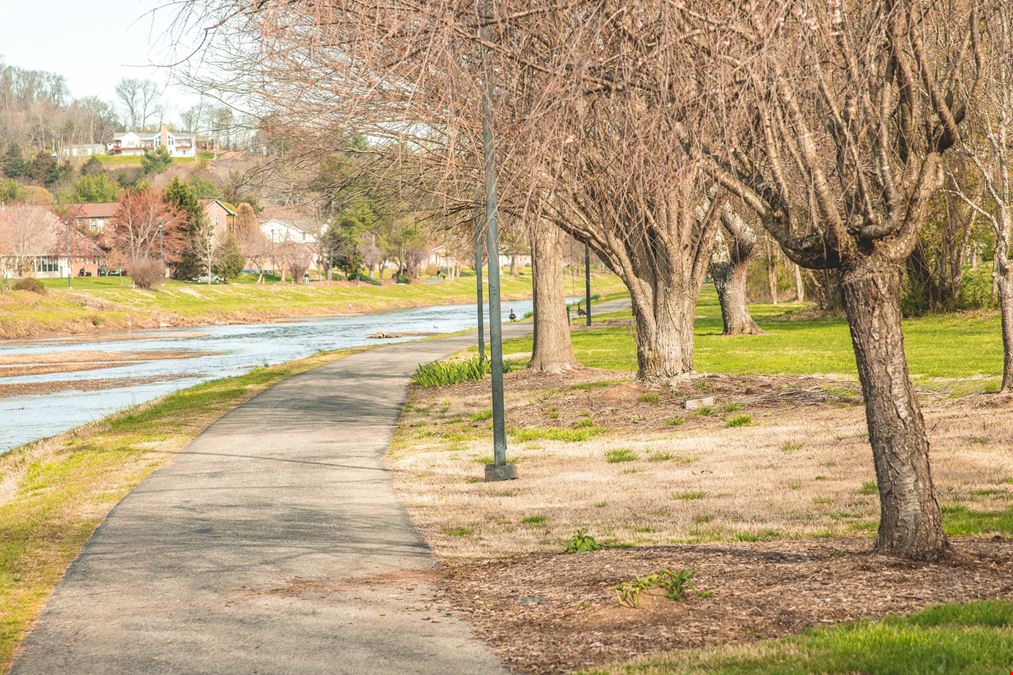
[2,145,26,179]
[79,156,105,176]
[71,173,119,203]
[215,236,245,281]
[164,177,205,280]
[141,147,172,175]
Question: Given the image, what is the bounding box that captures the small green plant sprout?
[445,527,473,537]
[564,529,603,554]
[521,515,547,526]
[606,448,639,463]
[647,450,675,462]
[470,408,493,422]
[780,441,804,452]
[666,416,686,426]
[639,393,660,404]
[572,418,596,428]
[720,403,744,413]
[693,405,713,416]
[860,481,878,495]
[612,569,695,608]
[725,414,752,428]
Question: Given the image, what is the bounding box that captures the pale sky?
[0,0,203,120]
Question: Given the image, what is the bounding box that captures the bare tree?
[692,0,989,559]
[710,203,763,335]
[115,79,162,129]
[107,189,185,262]
[280,241,313,284]
[949,2,1013,393]
[0,204,57,276]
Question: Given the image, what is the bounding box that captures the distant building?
[110,126,201,159]
[0,205,106,279]
[61,144,107,159]
[201,199,237,239]
[65,203,118,234]
[258,206,322,273]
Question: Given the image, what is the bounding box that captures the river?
[0,299,536,454]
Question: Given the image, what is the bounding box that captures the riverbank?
[0,348,358,670]
[0,273,627,341]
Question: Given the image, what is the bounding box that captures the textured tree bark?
[996,244,1013,393]
[765,238,779,304]
[840,262,948,560]
[630,284,696,381]
[711,229,763,335]
[528,221,577,374]
[794,264,805,303]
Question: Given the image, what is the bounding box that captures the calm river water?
[0,300,534,454]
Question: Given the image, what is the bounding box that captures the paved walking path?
[13,301,628,674]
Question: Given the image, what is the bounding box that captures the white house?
[111,127,198,158]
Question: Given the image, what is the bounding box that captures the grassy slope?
[596,600,1013,674]
[502,286,1007,389]
[0,348,356,670]
[1,273,628,339]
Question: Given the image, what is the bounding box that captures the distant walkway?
[13,300,628,674]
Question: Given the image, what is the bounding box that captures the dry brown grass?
[389,369,1013,560]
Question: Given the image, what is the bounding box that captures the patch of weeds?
[734,529,782,542]
[666,416,686,427]
[623,467,646,474]
[647,451,675,462]
[606,448,639,463]
[725,414,753,428]
[692,514,714,524]
[639,393,661,404]
[511,427,604,442]
[445,527,473,537]
[673,490,707,500]
[813,497,833,505]
[814,475,828,481]
[521,515,547,526]
[969,436,988,445]
[859,481,878,495]
[469,409,493,422]
[564,529,603,554]
[546,408,560,420]
[941,504,1013,536]
[720,403,744,413]
[780,441,804,452]
[970,488,1005,497]
[612,569,695,608]
[693,406,714,417]
[572,418,596,428]
[788,482,802,491]
[593,501,607,508]
[630,525,656,533]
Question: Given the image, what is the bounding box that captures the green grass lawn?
[596,600,1013,674]
[0,349,356,670]
[94,154,195,167]
[501,286,1007,389]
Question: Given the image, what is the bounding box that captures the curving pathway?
[13,300,629,674]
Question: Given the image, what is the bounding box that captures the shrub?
[564,529,602,554]
[13,277,46,294]
[725,414,753,428]
[126,258,166,290]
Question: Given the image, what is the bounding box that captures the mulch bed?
[439,538,1013,674]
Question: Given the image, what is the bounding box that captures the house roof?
[66,203,119,219]
[201,199,237,216]
[0,206,106,258]
[259,205,322,234]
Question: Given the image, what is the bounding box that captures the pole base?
[484,463,518,482]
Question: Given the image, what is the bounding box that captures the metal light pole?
[479,0,515,482]
[585,243,592,326]
[475,201,486,363]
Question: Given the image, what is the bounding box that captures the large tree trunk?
[995,235,1013,394]
[794,264,805,302]
[630,284,696,382]
[529,222,577,374]
[711,223,763,336]
[840,262,948,560]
